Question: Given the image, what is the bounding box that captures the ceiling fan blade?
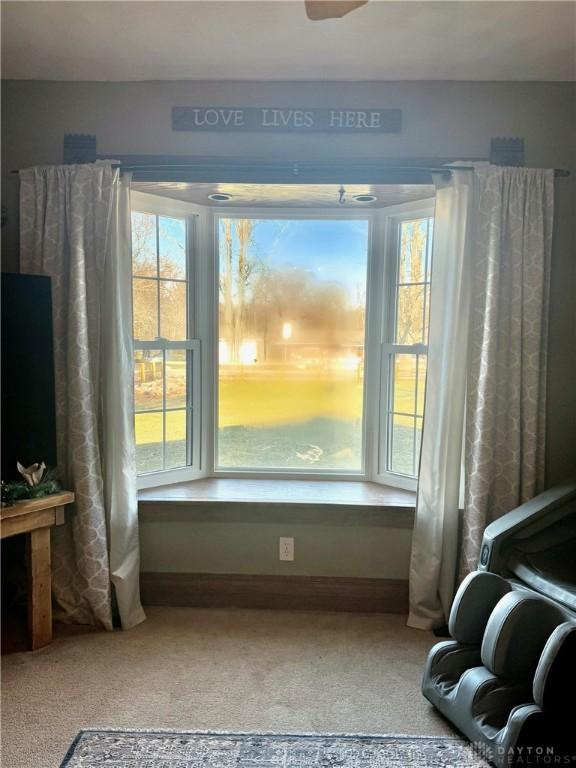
[305,1,368,21]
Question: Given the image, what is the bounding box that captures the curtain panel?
[20,162,145,630]
[409,165,554,629]
[407,169,474,629]
[461,166,554,577]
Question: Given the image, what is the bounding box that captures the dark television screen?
[1,273,57,483]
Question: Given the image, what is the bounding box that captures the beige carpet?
[1,607,453,768]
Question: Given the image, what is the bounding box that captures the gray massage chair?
[422,483,576,766]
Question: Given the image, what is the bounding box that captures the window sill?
[138,478,416,528]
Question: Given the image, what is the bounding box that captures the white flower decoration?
[17,461,46,487]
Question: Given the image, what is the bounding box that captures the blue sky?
[135,214,370,304]
[221,218,369,304]
[132,212,187,278]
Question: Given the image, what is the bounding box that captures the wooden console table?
[1,491,74,650]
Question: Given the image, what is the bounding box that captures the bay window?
[130,191,434,490]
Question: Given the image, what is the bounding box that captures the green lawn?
[135,369,419,442]
[135,369,421,474]
[219,374,364,427]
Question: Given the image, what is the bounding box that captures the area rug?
[60,730,490,767]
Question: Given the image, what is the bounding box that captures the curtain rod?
[107,162,571,175]
[113,163,454,177]
[114,165,571,178]
[11,164,570,178]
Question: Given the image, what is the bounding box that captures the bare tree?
[396,222,427,344]
[219,218,257,362]
[132,213,157,341]
[132,213,188,343]
[248,266,353,354]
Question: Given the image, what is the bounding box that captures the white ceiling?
[2,1,575,82]
[131,181,436,207]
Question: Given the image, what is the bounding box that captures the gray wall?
[139,510,412,578]
[2,80,575,579]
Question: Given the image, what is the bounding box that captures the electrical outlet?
[279,536,294,561]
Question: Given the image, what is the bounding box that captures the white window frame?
[131,191,207,490]
[372,198,436,492]
[131,194,435,490]
[210,207,375,480]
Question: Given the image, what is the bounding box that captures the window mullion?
[186,216,194,470]
[135,340,196,350]
[382,342,428,355]
[186,347,193,468]
[161,349,167,470]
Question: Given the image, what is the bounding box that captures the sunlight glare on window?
[217,217,369,472]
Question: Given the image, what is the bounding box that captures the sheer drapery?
[408,165,554,629]
[20,162,145,630]
[407,169,474,629]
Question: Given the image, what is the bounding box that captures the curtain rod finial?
[63,134,97,165]
[490,137,525,167]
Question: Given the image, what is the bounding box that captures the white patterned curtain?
[409,165,554,629]
[20,162,146,630]
[461,166,554,577]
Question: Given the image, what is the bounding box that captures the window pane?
[398,219,428,284]
[395,217,433,348]
[387,352,427,478]
[392,354,417,415]
[159,216,186,280]
[416,356,427,416]
[134,349,163,411]
[395,284,426,344]
[133,278,159,340]
[217,218,369,471]
[425,219,434,282]
[160,280,187,340]
[135,411,163,474]
[165,349,187,410]
[165,410,187,469]
[423,284,431,344]
[389,414,415,476]
[132,212,157,278]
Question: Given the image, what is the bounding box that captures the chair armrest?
[533,621,576,713]
[478,483,576,574]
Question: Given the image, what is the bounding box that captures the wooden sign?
[172,107,402,134]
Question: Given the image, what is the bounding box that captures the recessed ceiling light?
[208,193,232,202]
[352,194,378,203]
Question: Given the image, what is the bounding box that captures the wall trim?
[139,502,414,528]
[140,572,409,614]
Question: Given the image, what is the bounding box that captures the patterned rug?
[60,730,489,767]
